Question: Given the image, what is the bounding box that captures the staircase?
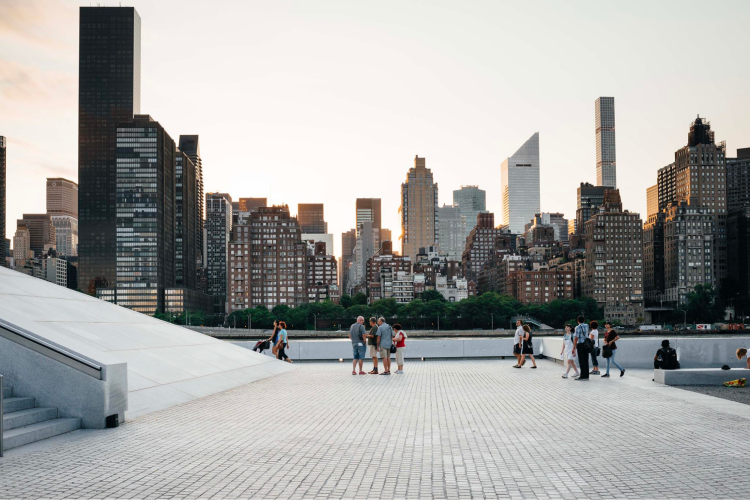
[2,382,81,451]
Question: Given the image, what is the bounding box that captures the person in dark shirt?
[365,317,380,374]
[654,339,680,369]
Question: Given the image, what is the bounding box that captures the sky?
[2,0,750,258]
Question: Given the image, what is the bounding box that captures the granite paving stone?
[1,359,749,499]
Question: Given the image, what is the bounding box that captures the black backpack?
[658,348,680,370]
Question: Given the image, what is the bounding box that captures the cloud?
[0,0,77,49]
[0,59,76,103]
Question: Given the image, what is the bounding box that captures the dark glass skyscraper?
[178,136,204,269]
[78,7,141,295]
[0,136,6,267]
[175,149,198,291]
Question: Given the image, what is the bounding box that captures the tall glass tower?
[453,185,486,240]
[595,96,617,188]
[501,132,540,234]
[78,7,141,295]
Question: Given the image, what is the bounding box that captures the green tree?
[339,294,354,309]
[420,289,445,303]
[682,284,723,324]
[352,292,367,306]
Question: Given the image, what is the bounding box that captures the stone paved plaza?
[1,359,749,499]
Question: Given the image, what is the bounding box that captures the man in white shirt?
[513,319,524,367]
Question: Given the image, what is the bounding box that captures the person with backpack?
[560,324,579,379]
[393,323,406,374]
[518,324,537,368]
[654,340,680,370]
[571,315,590,380]
[365,317,380,374]
[602,321,624,377]
[349,316,367,375]
[375,317,393,375]
[589,320,601,375]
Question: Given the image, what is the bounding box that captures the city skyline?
[3,1,750,258]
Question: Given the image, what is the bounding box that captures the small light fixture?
[421,357,426,361]
[338,358,343,362]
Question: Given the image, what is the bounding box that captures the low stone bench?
[654,368,750,386]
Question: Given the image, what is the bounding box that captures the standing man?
[572,315,590,381]
[513,319,524,367]
[349,316,367,375]
[376,317,394,376]
[365,317,379,374]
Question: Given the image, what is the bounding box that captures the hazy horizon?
[2,0,750,257]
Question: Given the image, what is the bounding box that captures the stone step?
[3,407,59,430]
[2,385,11,399]
[2,418,81,451]
[2,397,35,414]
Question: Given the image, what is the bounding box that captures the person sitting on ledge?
[737,348,750,369]
[654,340,680,370]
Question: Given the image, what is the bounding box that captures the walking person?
[376,317,394,375]
[589,320,601,375]
[257,320,280,354]
[349,316,367,375]
[602,321,624,377]
[393,324,406,374]
[572,315,590,380]
[513,319,524,367]
[519,324,537,368]
[275,321,292,363]
[365,317,379,374]
[561,324,579,378]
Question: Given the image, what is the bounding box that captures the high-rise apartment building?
[501,133,540,234]
[438,204,465,261]
[297,203,327,233]
[206,193,233,313]
[726,148,750,212]
[16,214,55,257]
[595,97,617,188]
[50,216,78,257]
[583,190,643,325]
[662,202,714,305]
[453,185,486,240]
[46,178,78,217]
[462,212,509,282]
[0,137,6,267]
[108,115,175,314]
[12,225,32,262]
[340,229,356,294]
[400,156,439,261]
[306,242,338,304]
[248,206,307,309]
[175,149,198,291]
[643,212,665,305]
[78,6,141,294]
[178,136,204,270]
[656,117,727,289]
[227,225,251,313]
[646,184,659,218]
[575,182,608,235]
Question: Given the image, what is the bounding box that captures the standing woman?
[560,324,579,378]
[275,321,293,364]
[393,324,406,374]
[519,324,537,368]
[602,321,623,377]
[589,320,601,375]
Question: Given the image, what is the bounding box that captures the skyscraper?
[16,214,56,257]
[0,136,5,267]
[595,96,617,188]
[453,185,486,240]
[340,228,356,294]
[46,178,78,217]
[646,184,659,218]
[297,203,327,233]
[110,115,175,314]
[78,6,141,294]
[205,192,233,313]
[501,133,540,234]
[400,156,439,261]
[438,204,465,261]
[178,136,204,271]
[175,149,198,290]
[356,198,381,230]
[574,182,608,235]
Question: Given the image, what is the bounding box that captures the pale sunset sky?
[2,0,750,257]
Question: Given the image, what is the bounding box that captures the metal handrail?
[0,320,102,380]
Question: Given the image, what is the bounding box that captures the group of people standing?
[560,316,624,380]
[348,316,406,375]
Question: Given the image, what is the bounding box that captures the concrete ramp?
[0,267,293,421]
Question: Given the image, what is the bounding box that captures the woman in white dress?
[561,324,579,379]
